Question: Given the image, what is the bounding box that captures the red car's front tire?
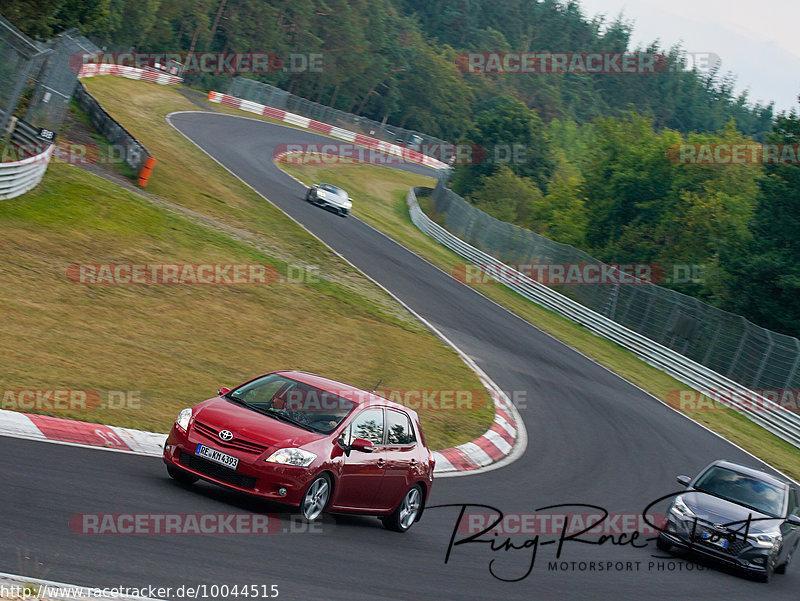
[300,473,332,522]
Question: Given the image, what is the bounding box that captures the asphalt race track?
[1,111,796,600]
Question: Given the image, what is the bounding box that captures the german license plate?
[196,444,238,470]
[700,531,729,548]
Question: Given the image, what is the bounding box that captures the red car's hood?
[193,397,323,447]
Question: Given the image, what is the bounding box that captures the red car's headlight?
[265,448,316,467]
[175,408,192,432]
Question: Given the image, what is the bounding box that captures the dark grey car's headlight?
[670,496,696,519]
[747,532,782,548]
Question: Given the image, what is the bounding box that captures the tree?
[467,165,543,227]
[451,95,552,195]
[717,106,800,335]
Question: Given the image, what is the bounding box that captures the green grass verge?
[279,159,800,481]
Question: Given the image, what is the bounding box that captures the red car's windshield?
[226,374,356,434]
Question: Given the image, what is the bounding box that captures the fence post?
[783,339,800,391]
[727,320,750,380]
[751,329,773,389]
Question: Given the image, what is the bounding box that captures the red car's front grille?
[193,420,269,454]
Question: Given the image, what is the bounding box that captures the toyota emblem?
[219,429,233,441]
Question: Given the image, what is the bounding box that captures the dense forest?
[5,0,799,337]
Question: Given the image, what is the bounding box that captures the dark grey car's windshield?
[227,374,356,434]
[694,466,785,517]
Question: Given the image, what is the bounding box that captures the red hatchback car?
[163,371,435,532]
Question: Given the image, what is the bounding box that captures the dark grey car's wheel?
[751,558,775,583]
[167,464,198,485]
[382,485,422,532]
[301,474,332,522]
[775,542,796,574]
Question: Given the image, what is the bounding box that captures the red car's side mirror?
[218,386,231,396]
[349,438,375,453]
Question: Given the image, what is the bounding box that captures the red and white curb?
[207,91,447,170]
[432,365,524,475]
[0,409,165,456]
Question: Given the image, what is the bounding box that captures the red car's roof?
[274,370,418,417]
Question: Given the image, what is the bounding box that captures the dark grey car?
[658,459,800,582]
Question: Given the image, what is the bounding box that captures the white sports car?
[305,183,352,217]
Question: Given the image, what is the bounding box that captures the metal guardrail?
[0,141,53,199]
[9,117,47,149]
[407,187,800,450]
